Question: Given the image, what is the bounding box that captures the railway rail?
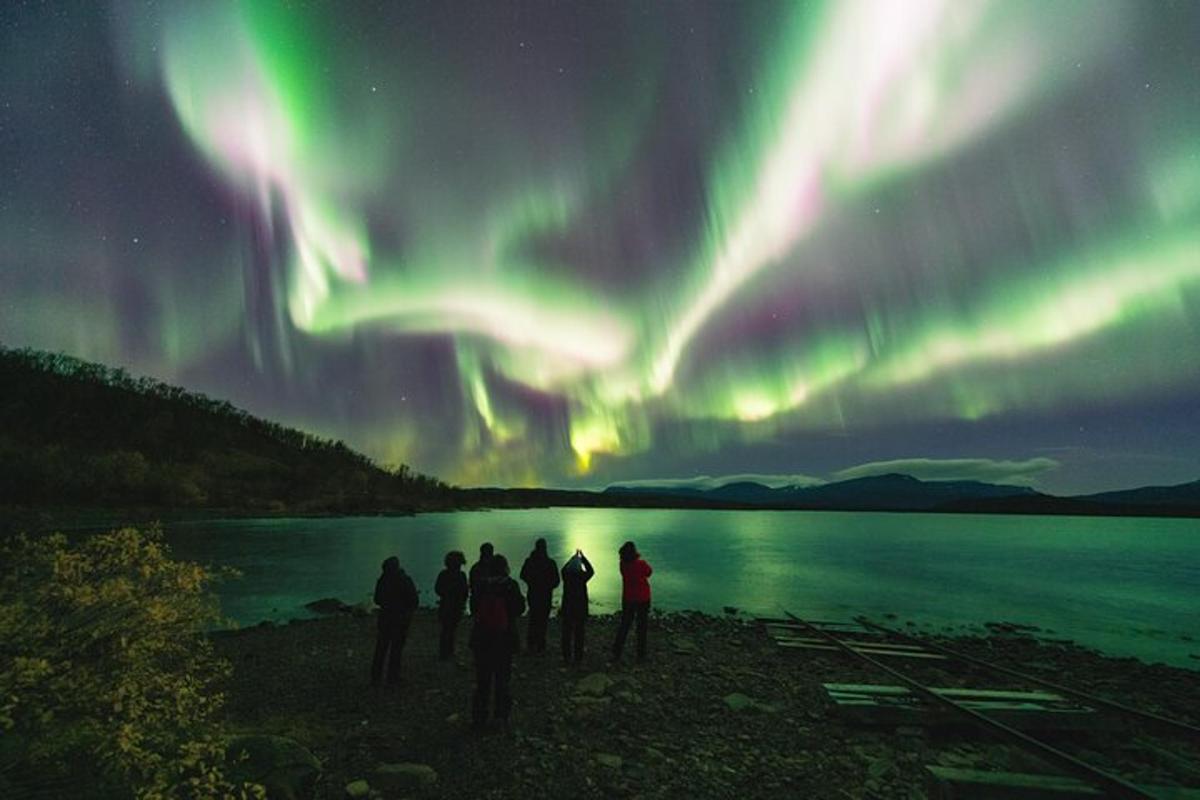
[773,609,1200,799]
[853,616,1200,741]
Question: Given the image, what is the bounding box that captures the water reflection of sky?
[167,509,1200,668]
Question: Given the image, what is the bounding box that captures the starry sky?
[2,1,1199,494]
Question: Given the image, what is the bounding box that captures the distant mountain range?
[1080,481,1200,508]
[3,344,1198,523]
[605,473,1200,517]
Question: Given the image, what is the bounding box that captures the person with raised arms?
[560,548,595,665]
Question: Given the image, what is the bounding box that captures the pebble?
[576,672,614,696]
[372,762,438,792]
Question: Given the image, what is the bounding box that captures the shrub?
[0,526,263,799]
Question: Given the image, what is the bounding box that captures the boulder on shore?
[723,692,780,713]
[372,762,438,792]
[671,635,700,654]
[305,597,353,615]
[225,734,321,800]
[575,672,614,697]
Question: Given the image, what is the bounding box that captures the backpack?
[475,585,509,634]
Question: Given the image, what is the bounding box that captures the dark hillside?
[5,346,1197,521]
[0,346,449,514]
[1081,479,1200,509]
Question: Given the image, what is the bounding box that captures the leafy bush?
[0,526,263,799]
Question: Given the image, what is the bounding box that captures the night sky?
[2,1,1199,494]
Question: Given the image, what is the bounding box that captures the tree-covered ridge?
[0,345,449,513]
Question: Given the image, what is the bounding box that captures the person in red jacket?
[611,540,652,663]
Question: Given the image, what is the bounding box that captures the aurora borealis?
[2,1,1199,493]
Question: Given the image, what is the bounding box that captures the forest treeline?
[9,345,1191,523]
[0,346,451,514]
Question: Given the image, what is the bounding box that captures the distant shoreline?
[5,346,1197,527]
[5,495,1200,538]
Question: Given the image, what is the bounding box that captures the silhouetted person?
[470,555,525,729]
[611,541,652,663]
[371,556,419,686]
[435,550,468,660]
[519,538,560,653]
[560,548,594,665]
[469,542,495,616]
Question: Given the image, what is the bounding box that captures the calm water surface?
[166,509,1200,668]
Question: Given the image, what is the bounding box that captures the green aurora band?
[3,0,1198,489]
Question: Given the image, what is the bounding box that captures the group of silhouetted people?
[368,538,653,729]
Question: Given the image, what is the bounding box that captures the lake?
[165,508,1200,668]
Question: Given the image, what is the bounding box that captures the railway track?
[770,610,1200,799]
[853,617,1200,742]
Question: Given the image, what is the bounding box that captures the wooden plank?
[775,641,840,651]
[834,704,1099,730]
[776,640,948,659]
[768,631,930,651]
[827,643,944,660]
[757,617,871,631]
[758,618,873,633]
[829,697,1082,713]
[826,686,1091,714]
[833,700,1075,714]
[926,766,1103,798]
[773,638,933,653]
[925,767,1200,800]
[824,685,1101,730]
[824,684,1066,702]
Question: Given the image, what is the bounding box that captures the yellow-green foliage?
[0,526,264,799]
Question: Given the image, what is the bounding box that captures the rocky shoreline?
[211,609,1200,799]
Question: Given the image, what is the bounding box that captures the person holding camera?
[560,548,595,665]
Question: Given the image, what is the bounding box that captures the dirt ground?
[212,609,1200,800]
